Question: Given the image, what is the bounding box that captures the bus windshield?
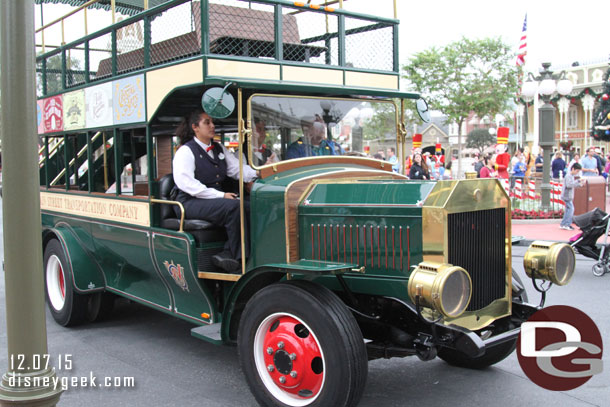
[247,95,397,167]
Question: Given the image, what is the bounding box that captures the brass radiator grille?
[448,208,506,311]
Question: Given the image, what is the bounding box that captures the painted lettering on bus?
[108,203,138,220]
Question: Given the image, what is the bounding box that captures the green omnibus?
[36,1,575,406]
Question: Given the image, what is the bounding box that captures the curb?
[512,219,560,224]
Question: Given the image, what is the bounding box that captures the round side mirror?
[416,98,431,123]
[201,85,235,119]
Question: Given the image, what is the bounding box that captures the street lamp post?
[521,62,574,211]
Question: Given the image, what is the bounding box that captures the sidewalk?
[512,221,580,244]
[512,193,610,244]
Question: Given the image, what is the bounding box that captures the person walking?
[551,152,566,180]
[479,157,495,178]
[567,153,580,171]
[559,163,585,230]
[512,155,526,186]
[534,150,544,176]
[409,152,430,180]
[581,147,599,177]
[387,147,399,172]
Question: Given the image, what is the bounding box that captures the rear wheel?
[86,292,116,322]
[44,239,87,326]
[237,280,367,407]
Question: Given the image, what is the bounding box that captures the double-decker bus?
[36,1,574,406]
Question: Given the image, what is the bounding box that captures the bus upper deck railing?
[36,0,399,97]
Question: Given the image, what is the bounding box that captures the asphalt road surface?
[0,204,608,406]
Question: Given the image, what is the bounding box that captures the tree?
[402,37,518,135]
[37,52,82,96]
[466,128,495,152]
[591,62,610,141]
[362,101,397,140]
[362,99,418,141]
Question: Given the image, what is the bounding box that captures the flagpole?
[516,13,528,150]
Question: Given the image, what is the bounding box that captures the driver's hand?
[224,192,238,199]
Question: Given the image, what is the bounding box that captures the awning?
[35,0,172,17]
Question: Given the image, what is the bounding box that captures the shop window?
[567,106,578,129]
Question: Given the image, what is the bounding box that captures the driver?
[172,109,258,273]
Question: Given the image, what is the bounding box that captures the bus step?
[191,323,222,345]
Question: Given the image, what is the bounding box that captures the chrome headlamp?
[523,241,575,286]
[408,262,472,318]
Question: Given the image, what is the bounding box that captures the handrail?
[36,0,102,33]
[48,131,103,186]
[39,138,64,165]
[36,0,399,97]
[36,0,115,52]
[36,0,398,62]
[150,199,185,232]
[36,0,188,61]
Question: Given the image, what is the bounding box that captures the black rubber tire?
[237,280,368,407]
[86,292,116,322]
[437,338,517,369]
[438,268,525,369]
[43,239,88,327]
[512,268,529,303]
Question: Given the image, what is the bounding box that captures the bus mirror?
[416,98,430,123]
[201,84,235,119]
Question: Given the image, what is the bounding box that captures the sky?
[34,0,609,74]
[377,0,607,72]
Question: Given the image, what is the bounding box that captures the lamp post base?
[540,182,552,212]
[0,369,63,407]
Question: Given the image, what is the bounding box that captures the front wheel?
[437,338,517,369]
[438,269,525,369]
[44,239,87,326]
[237,280,367,407]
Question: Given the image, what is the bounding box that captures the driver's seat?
[158,174,227,243]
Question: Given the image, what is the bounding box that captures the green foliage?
[37,53,82,96]
[402,37,519,131]
[466,128,495,152]
[362,102,397,140]
[361,100,417,141]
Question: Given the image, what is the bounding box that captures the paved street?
[0,203,608,406]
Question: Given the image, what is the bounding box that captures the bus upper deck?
[37,0,401,100]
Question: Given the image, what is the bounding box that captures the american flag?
[516,14,527,66]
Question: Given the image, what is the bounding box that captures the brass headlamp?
[523,241,575,286]
[408,262,472,318]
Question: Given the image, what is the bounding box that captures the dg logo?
[517,305,603,391]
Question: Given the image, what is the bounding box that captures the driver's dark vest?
[176,139,227,201]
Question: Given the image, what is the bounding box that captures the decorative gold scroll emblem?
[164,260,189,292]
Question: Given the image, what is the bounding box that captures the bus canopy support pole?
[0,1,63,405]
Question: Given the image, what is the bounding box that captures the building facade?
[517,61,608,157]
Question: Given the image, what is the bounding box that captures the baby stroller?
[569,207,610,277]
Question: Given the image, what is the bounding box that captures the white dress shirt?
[173,137,257,200]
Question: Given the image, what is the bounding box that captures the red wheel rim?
[254,313,325,406]
[58,263,65,299]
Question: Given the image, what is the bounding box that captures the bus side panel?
[90,222,173,311]
[151,231,216,324]
[42,219,106,293]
